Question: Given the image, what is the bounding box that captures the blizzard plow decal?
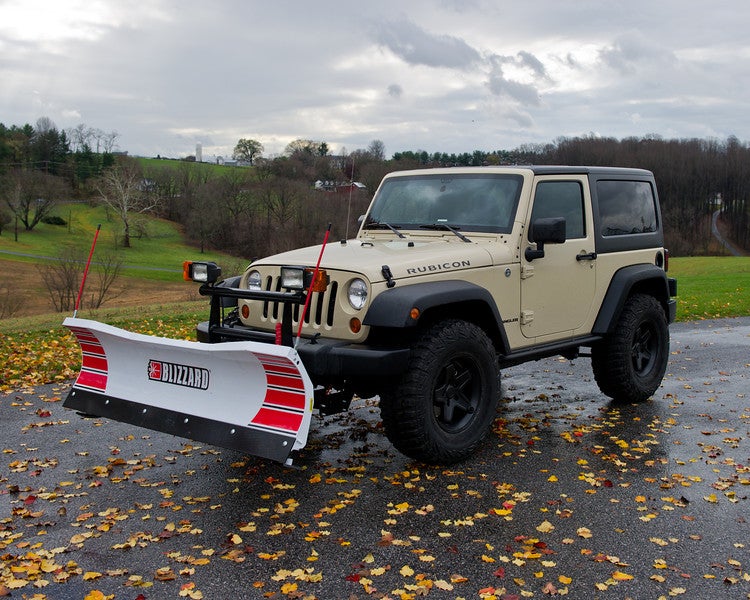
[147,359,210,390]
[62,317,315,464]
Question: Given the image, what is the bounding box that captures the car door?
[520,176,597,340]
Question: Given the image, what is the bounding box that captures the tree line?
[2,117,749,259]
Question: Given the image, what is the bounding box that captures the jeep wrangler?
[190,165,677,463]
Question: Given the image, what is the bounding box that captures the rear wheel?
[592,293,669,402]
[379,320,498,464]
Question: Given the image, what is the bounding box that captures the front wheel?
[592,293,669,402]
[379,320,499,464]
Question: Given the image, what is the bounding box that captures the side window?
[597,180,657,236]
[530,181,585,240]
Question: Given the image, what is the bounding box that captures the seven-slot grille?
[258,274,340,328]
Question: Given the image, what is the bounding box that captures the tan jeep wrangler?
[191,166,677,464]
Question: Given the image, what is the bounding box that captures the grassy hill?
[0,202,248,319]
[0,201,246,279]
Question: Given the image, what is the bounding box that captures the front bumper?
[196,321,411,382]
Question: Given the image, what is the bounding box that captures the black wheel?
[591,293,669,402]
[379,319,499,464]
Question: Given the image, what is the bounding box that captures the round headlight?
[347,278,368,310]
[246,270,262,291]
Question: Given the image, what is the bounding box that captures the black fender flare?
[592,264,672,335]
[363,280,510,352]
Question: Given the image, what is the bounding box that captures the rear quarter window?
[597,180,657,236]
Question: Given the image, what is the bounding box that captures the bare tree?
[101,130,119,153]
[0,286,24,318]
[97,158,160,248]
[39,250,82,313]
[89,252,123,308]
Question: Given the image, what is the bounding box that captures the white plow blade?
[63,317,314,463]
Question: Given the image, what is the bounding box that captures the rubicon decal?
[148,359,210,390]
[406,260,471,275]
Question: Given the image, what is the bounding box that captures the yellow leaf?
[83,571,103,581]
[536,520,555,533]
[400,565,414,577]
[612,570,634,581]
[559,575,572,584]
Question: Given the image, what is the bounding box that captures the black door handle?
[576,251,597,261]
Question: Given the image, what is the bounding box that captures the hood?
[250,236,503,283]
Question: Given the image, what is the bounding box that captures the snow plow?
[63,316,314,464]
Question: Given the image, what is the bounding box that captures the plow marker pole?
[73,223,101,317]
[295,223,331,348]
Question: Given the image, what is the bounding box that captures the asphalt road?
[2,318,749,599]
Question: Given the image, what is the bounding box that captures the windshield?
[364,173,523,234]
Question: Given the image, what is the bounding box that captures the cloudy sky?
[2,0,748,160]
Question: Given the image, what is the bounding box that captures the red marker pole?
[295,223,331,348]
[73,224,101,318]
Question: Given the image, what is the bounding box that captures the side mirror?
[525,217,566,261]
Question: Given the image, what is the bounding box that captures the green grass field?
[0,202,248,281]
[669,256,749,321]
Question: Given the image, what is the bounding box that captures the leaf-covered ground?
[2,319,749,599]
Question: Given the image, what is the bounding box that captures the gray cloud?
[387,84,403,98]
[598,32,677,75]
[485,52,549,106]
[372,18,481,69]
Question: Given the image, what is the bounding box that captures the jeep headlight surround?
[347,278,368,310]
[246,269,262,291]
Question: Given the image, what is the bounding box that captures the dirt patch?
[0,259,201,318]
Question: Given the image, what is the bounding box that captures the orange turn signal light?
[349,318,362,334]
[409,307,420,320]
[306,268,329,293]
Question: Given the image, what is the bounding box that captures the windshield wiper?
[364,221,406,238]
[419,223,471,243]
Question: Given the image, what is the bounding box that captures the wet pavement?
[2,317,749,599]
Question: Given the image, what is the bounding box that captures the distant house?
[314,180,366,193]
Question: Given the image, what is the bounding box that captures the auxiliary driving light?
[183,261,221,283]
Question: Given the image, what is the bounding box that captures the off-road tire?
[379,319,498,464]
[591,293,669,402]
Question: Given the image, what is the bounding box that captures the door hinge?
[521,265,534,280]
[521,310,534,325]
